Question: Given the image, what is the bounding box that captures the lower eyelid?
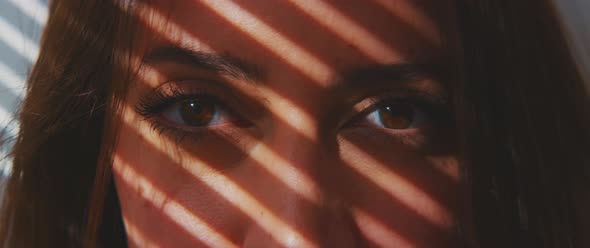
[339,126,429,150]
[152,114,231,131]
[348,123,423,134]
[147,116,244,144]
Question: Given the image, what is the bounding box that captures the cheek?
[112,103,462,247]
[337,131,461,247]
[112,119,250,247]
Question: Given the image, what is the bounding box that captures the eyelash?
[350,94,452,147]
[350,93,449,127]
[136,86,236,142]
[136,86,451,144]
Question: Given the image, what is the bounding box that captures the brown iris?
[378,103,414,129]
[179,99,215,126]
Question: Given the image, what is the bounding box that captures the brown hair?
[455,1,590,247]
[0,0,134,247]
[1,0,588,247]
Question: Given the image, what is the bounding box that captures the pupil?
[180,99,215,126]
[378,104,414,129]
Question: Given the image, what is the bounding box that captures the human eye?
[135,82,250,142]
[344,92,452,148]
[363,100,428,131]
[160,96,233,127]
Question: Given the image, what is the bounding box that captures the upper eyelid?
[137,79,450,125]
[152,76,270,108]
[136,79,268,123]
[137,81,223,116]
[353,88,444,110]
[340,93,450,129]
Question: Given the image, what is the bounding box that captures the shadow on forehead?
[137,0,452,75]
[229,0,445,65]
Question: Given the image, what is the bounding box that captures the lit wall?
[0,0,48,176]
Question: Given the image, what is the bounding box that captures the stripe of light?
[137,61,319,139]
[114,155,239,248]
[0,60,26,97]
[0,60,25,146]
[352,207,414,247]
[0,105,18,178]
[240,133,322,205]
[429,156,461,182]
[121,105,318,248]
[287,0,402,63]
[340,139,453,229]
[134,4,320,140]
[135,67,321,205]
[176,148,317,248]
[0,106,19,137]
[0,64,21,138]
[0,155,13,177]
[7,0,48,26]
[199,0,334,85]
[254,86,319,140]
[123,217,162,248]
[134,2,214,52]
[0,122,15,176]
[0,16,40,63]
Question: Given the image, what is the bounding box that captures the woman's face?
[113,0,461,247]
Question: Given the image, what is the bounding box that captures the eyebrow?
[339,62,445,88]
[143,45,444,90]
[142,45,265,83]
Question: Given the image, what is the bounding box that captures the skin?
[113,0,462,247]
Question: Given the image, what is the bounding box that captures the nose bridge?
[271,117,322,166]
[267,118,325,221]
[242,119,357,247]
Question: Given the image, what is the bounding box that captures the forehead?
[137,0,454,85]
